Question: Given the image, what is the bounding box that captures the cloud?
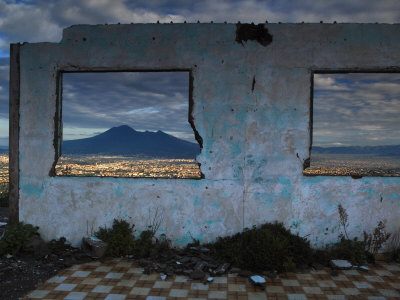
[62,71,197,142]
[0,58,8,120]
[1,0,399,55]
[313,73,400,147]
[1,0,400,146]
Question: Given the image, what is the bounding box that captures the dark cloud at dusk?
[62,72,194,142]
[0,0,399,147]
[313,73,400,147]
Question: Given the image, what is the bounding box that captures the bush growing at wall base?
[95,219,136,257]
[95,219,171,258]
[206,222,313,272]
[0,222,40,256]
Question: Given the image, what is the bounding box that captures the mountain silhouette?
[313,145,400,156]
[62,125,200,158]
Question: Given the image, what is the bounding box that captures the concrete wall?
[13,23,400,247]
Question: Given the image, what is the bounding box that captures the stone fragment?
[189,269,205,280]
[330,259,352,269]
[250,275,266,290]
[180,256,191,264]
[358,265,369,272]
[311,263,324,270]
[81,236,108,258]
[183,269,193,276]
[194,261,207,271]
[215,262,230,275]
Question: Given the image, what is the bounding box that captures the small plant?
[329,237,367,265]
[363,220,391,256]
[206,222,312,272]
[95,219,136,257]
[135,229,154,257]
[147,207,164,237]
[338,204,349,239]
[330,205,391,265]
[388,228,400,262]
[0,222,40,256]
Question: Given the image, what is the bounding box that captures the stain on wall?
[12,23,400,247]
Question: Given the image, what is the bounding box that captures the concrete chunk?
[81,236,108,258]
[331,259,352,269]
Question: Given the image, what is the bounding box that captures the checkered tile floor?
[24,258,400,299]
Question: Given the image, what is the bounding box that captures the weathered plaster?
[11,23,400,247]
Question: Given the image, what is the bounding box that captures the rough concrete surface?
[12,23,400,247]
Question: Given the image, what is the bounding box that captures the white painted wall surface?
[17,24,400,247]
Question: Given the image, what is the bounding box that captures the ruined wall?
[13,23,400,247]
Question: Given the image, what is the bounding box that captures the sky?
[314,73,400,147]
[0,0,399,147]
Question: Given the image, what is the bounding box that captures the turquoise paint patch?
[362,188,375,197]
[278,176,291,185]
[193,196,201,207]
[210,202,220,209]
[291,220,300,229]
[205,219,222,225]
[22,183,44,198]
[390,193,399,200]
[281,187,291,199]
[114,184,123,196]
[254,193,273,205]
[118,203,123,216]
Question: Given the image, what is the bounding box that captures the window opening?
[304,72,400,177]
[55,71,202,179]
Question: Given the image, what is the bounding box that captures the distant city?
[56,155,202,179]
[304,153,400,177]
[0,125,399,182]
[0,151,399,183]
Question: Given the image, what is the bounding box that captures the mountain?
[0,146,8,154]
[62,125,200,158]
[312,145,400,156]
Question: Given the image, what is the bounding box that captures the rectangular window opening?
[304,72,400,177]
[54,71,202,179]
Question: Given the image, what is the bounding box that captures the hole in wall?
[304,72,400,177]
[54,71,202,179]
